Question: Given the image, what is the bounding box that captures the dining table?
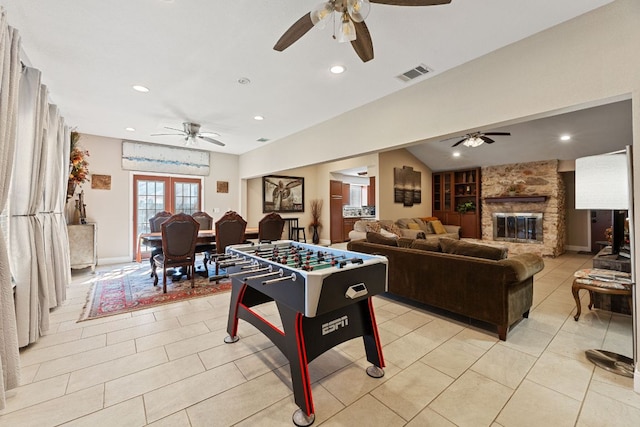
[135,227,259,263]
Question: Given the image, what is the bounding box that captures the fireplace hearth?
[493,213,543,244]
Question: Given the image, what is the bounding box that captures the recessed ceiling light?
[330,65,346,74]
[254,115,264,121]
[132,85,149,93]
[452,152,461,158]
[560,134,571,141]
[238,77,251,85]
[125,127,136,132]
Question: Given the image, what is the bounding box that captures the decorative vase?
[311,225,320,244]
[72,199,82,225]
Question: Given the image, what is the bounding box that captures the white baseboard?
[98,256,134,266]
[565,245,590,253]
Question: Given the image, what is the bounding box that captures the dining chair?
[151,213,200,293]
[191,211,215,273]
[258,212,285,243]
[147,211,172,274]
[210,210,248,282]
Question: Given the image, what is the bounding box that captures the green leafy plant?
[456,201,476,213]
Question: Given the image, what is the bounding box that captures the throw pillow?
[430,220,447,235]
[414,218,433,234]
[366,231,398,246]
[419,216,439,222]
[354,220,376,233]
[382,222,403,238]
[410,239,441,252]
[407,223,421,230]
[365,222,381,233]
[439,238,508,260]
[396,218,414,229]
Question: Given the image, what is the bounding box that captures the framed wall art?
[394,166,421,207]
[262,175,304,213]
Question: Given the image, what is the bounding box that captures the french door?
[133,174,202,258]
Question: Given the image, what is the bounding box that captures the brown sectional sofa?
[347,236,545,340]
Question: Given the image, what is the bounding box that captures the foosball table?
[221,241,388,426]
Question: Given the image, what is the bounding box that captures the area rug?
[79,263,231,321]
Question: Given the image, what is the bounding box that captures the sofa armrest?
[498,253,545,282]
[443,225,461,236]
[399,229,426,239]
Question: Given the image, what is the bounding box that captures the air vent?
[396,64,433,82]
[357,171,368,176]
[256,137,270,143]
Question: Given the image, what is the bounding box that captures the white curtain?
[0,7,22,410]
[9,66,51,347]
[43,104,70,306]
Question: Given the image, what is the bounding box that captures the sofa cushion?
[414,218,433,234]
[397,237,415,248]
[430,220,448,235]
[410,239,441,252]
[439,238,508,260]
[366,231,398,246]
[395,218,415,229]
[498,253,545,282]
[407,222,421,230]
[354,220,376,233]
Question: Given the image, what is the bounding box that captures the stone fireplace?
[481,160,565,257]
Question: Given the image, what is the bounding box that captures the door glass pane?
[175,182,199,215]
[136,179,166,252]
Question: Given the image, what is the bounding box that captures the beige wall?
[563,172,590,250]
[377,149,433,220]
[72,134,241,263]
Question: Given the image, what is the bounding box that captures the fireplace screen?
[493,213,543,244]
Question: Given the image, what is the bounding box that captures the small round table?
[571,268,632,321]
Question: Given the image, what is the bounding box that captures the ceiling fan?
[151,122,225,147]
[448,131,511,148]
[273,0,452,63]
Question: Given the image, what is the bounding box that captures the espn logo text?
[321,316,349,336]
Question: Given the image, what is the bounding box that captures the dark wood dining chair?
[147,211,172,274]
[210,210,247,282]
[151,213,200,293]
[258,212,285,243]
[191,211,215,273]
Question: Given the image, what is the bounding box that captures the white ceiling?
[2,0,624,170]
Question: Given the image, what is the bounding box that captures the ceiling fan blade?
[451,138,467,147]
[480,136,495,144]
[273,12,315,52]
[163,126,186,132]
[482,132,511,136]
[370,0,452,6]
[198,135,225,147]
[351,21,374,62]
[151,133,184,136]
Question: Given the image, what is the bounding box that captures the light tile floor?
[2,251,640,426]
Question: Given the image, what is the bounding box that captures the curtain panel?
[0,7,22,410]
[9,67,51,347]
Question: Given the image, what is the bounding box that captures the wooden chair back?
[215,211,247,254]
[258,212,285,242]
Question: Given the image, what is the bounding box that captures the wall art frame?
[262,175,304,213]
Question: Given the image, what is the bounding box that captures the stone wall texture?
[480,160,565,257]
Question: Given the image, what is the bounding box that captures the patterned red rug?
[79,263,231,321]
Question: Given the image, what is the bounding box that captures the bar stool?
[285,218,306,242]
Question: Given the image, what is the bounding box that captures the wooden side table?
[571,268,632,321]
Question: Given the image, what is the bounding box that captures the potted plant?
[308,199,323,244]
[456,201,476,214]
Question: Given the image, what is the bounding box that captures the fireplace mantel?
[484,195,548,203]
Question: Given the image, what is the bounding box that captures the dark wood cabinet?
[330,180,344,243]
[343,217,359,242]
[433,168,481,238]
[342,183,350,205]
[368,176,376,206]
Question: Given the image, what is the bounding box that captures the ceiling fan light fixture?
[311,2,335,27]
[347,0,370,23]
[337,13,357,43]
[462,136,484,148]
